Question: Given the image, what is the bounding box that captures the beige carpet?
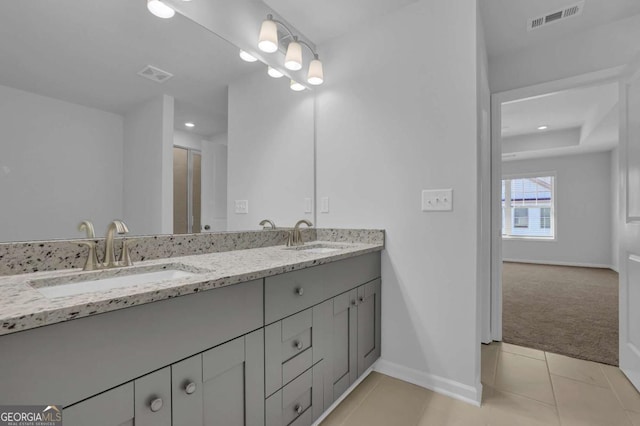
[502,262,619,366]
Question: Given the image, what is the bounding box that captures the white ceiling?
[480,0,640,59]
[262,0,418,44]
[501,82,619,161]
[0,0,256,137]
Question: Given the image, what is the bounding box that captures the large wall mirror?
[0,0,315,242]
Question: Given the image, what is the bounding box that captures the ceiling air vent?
[527,1,585,31]
[137,65,174,83]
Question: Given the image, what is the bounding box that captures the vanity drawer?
[266,309,314,395]
[264,252,381,324]
[265,362,324,426]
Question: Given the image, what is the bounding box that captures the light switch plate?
[421,189,453,211]
[320,197,330,213]
[304,198,313,213]
[234,200,249,214]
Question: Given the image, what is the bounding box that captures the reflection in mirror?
[0,0,315,243]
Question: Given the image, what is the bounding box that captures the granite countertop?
[0,241,383,336]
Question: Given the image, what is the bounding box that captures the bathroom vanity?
[0,230,383,426]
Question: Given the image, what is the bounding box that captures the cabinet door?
[172,354,203,426]
[331,289,358,401]
[64,382,134,426]
[134,367,172,426]
[202,329,264,426]
[357,279,382,375]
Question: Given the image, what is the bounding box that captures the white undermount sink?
[30,264,203,299]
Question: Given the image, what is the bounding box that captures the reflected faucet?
[104,220,130,268]
[259,219,276,230]
[287,219,313,247]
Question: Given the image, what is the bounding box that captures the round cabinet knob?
[294,340,304,350]
[204,225,211,231]
[150,397,163,412]
[351,299,357,306]
[185,382,197,395]
[295,287,304,296]
[359,296,364,303]
[294,404,303,415]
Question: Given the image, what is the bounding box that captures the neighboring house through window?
[502,174,555,238]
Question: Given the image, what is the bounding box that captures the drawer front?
[265,252,381,324]
[265,309,314,395]
[265,362,325,426]
[171,354,203,426]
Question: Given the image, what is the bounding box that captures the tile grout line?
[543,351,564,425]
[599,363,636,413]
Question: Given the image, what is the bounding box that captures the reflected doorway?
[173,146,201,234]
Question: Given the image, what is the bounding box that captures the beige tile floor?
[321,342,640,426]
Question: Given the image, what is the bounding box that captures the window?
[514,208,529,228]
[502,175,555,238]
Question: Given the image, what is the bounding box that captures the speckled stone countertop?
[0,240,383,336]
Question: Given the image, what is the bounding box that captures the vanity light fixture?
[267,66,284,78]
[290,80,306,92]
[239,50,258,63]
[185,122,195,128]
[257,14,324,86]
[147,0,175,19]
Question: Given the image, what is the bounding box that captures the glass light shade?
[239,50,258,62]
[290,80,306,91]
[267,66,284,78]
[147,0,175,19]
[258,19,278,53]
[307,59,324,85]
[284,41,302,71]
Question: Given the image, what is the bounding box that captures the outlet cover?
[304,198,313,213]
[320,197,330,213]
[421,189,453,212]
[234,200,249,214]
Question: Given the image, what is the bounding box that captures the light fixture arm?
[266,14,319,58]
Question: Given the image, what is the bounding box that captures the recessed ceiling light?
[537,125,548,130]
[185,122,195,128]
[239,50,258,63]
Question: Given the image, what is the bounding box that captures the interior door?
[619,53,640,391]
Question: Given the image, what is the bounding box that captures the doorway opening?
[489,70,621,366]
[173,146,202,234]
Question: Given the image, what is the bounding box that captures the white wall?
[174,129,202,151]
[123,95,174,236]
[502,151,613,268]
[202,134,228,232]
[227,69,314,231]
[503,128,580,154]
[611,148,620,272]
[0,84,123,241]
[316,0,482,403]
[489,14,640,93]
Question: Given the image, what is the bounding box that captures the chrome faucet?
[259,219,276,230]
[78,220,100,271]
[287,219,313,247]
[104,220,130,268]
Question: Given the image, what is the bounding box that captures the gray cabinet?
[134,367,172,426]
[329,278,382,403]
[64,383,134,426]
[201,330,264,426]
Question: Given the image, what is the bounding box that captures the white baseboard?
[503,258,615,270]
[312,365,376,426]
[374,359,482,406]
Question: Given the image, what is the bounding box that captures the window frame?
[502,171,557,241]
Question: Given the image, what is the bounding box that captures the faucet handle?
[119,239,134,267]
[78,241,101,271]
